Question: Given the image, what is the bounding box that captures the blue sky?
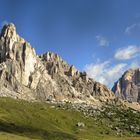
[0,0,140,87]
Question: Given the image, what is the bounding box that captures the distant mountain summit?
[112,68,140,102]
[0,23,115,103]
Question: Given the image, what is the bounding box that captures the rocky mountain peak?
[1,23,16,39]
[0,23,26,61]
[0,23,115,104]
[112,68,140,102]
[40,52,80,77]
[0,23,37,86]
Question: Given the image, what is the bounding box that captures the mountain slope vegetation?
[0,97,139,140]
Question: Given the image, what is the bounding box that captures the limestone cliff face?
[40,52,114,102]
[112,69,140,102]
[0,23,55,100]
[0,23,115,103]
[0,23,36,86]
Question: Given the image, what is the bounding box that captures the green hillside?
[0,97,139,140]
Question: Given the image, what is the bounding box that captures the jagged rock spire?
[0,23,16,38]
[0,23,37,86]
[0,23,25,61]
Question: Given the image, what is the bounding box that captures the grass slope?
[0,97,139,140]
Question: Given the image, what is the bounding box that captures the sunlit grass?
[0,97,139,140]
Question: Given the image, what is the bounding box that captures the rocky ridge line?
[0,23,115,104]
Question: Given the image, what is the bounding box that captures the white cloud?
[125,24,137,34]
[107,64,127,78]
[84,61,110,84]
[85,61,127,87]
[114,45,140,60]
[125,23,140,34]
[96,35,109,47]
[84,59,140,88]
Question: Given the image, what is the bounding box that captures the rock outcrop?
[112,69,140,102]
[0,23,115,103]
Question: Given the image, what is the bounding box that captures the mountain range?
[0,23,140,139]
[0,23,115,103]
[0,23,139,109]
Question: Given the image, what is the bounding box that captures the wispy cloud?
[84,58,140,88]
[114,45,140,60]
[84,60,110,84]
[84,61,127,87]
[125,23,140,34]
[96,35,109,47]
